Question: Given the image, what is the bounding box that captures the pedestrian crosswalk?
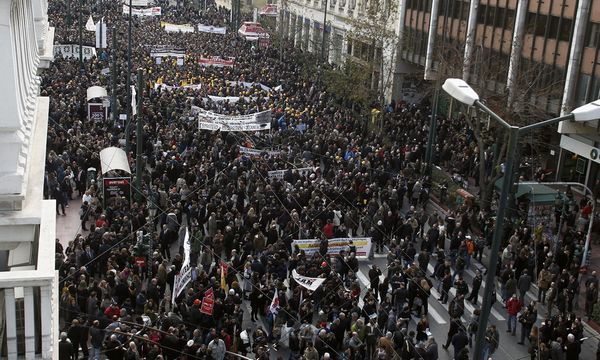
[356,268,447,324]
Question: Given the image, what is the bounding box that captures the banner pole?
[136,68,144,203]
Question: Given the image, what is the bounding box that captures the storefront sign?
[103,177,131,206]
[88,103,107,122]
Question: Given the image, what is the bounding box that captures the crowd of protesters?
[45,0,600,360]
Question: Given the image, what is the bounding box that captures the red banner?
[198,56,235,67]
[200,287,214,315]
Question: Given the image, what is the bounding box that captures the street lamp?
[441,78,600,360]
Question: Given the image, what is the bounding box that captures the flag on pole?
[85,15,95,31]
[220,262,228,290]
[269,290,280,316]
[131,85,137,116]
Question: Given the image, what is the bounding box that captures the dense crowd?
[45,1,600,360]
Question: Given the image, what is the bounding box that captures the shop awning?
[99,147,131,175]
[86,86,108,102]
[238,22,270,40]
[494,179,561,205]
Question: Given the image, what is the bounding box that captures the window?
[585,22,600,47]
[477,5,487,24]
[505,9,516,30]
[558,18,573,42]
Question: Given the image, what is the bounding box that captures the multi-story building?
[277,0,600,192]
[0,0,57,358]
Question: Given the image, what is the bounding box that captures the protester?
[47,0,597,359]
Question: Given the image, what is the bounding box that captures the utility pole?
[424,85,439,176]
[111,27,118,122]
[78,0,83,71]
[279,0,285,62]
[136,68,144,202]
[321,0,328,63]
[126,0,133,153]
[98,0,103,58]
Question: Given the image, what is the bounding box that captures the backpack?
[421,279,431,293]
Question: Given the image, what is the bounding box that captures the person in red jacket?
[506,294,522,335]
[322,219,335,239]
[104,302,120,319]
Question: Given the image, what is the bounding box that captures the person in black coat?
[451,327,469,360]
[59,332,74,360]
[67,319,88,359]
[443,316,462,349]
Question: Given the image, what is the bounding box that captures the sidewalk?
[56,198,87,249]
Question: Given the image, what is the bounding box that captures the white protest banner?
[172,228,191,304]
[221,123,270,132]
[197,24,227,34]
[53,44,97,60]
[198,56,235,67]
[268,167,315,179]
[292,237,372,258]
[292,269,325,291]
[208,95,240,103]
[239,146,281,158]
[155,83,201,91]
[150,51,185,58]
[198,122,222,131]
[196,108,271,124]
[226,80,272,92]
[161,22,195,33]
[123,4,162,16]
[123,0,149,6]
[199,122,270,132]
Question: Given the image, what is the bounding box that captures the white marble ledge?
[39,26,54,69]
[0,96,49,224]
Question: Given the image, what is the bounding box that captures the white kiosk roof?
[99,147,131,174]
[87,86,108,102]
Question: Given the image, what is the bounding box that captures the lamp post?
[111,27,118,122]
[78,0,83,71]
[424,86,439,176]
[321,0,328,63]
[126,0,133,154]
[136,68,144,202]
[441,78,600,360]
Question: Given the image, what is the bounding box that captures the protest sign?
[161,22,195,33]
[292,269,325,291]
[268,167,315,179]
[197,24,227,34]
[292,237,372,258]
[198,56,235,67]
[239,146,281,158]
[123,4,161,16]
[171,228,191,304]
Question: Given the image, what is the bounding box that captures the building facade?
[277,0,600,192]
[0,0,57,358]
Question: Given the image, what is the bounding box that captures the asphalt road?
[236,197,600,360]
